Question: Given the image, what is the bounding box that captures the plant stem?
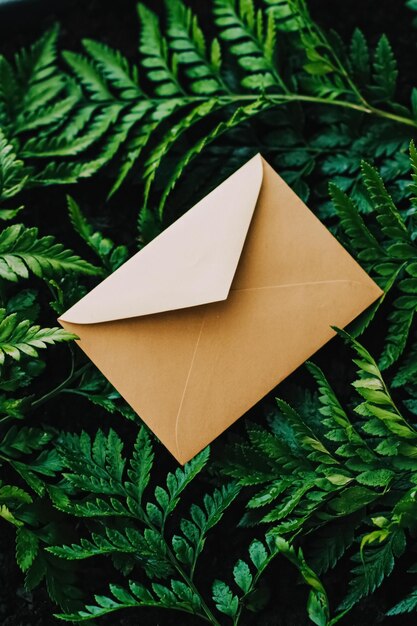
[264,94,417,128]
[233,547,280,626]
[171,556,223,626]
[141,510,223,626]
[31,362,90,409]
[149,92,417,128]
[76,91,417,131]
[174,93,417,128]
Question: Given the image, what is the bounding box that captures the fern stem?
[233,547,279,626]
[170,557,223,626]
[295,0,369,109]
[66,92,417,130]
[143,94,417,128]
[140,511,223,625]
[31,361,90,409]
[265,95,417,128]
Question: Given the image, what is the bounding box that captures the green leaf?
[126,427,154,507]
[214,0,281,91]
[0,129,28,206]
[138,3,183,96]
[249,539,268,570]
[0,309,76,365]
[212,579,239,617]
[16,527,39,571]
[329,486,379,515]
[82,39,141,99]
[356,469,395,487]
[329,181,384,262]
[387,589,417,615]
[67,195,128,271]
[233,559,253,592]
[349,28,370,86]
[166,0,224,95]
[371,34,398,101]
[360,160,408,241]
[340,531,406,610]
[0,224,100,281]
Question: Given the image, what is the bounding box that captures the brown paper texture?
[59,155,383,464]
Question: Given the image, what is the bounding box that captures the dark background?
[0,1,416,625]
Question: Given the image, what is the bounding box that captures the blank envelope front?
[59,155,382,464]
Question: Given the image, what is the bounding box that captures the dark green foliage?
[1,0,417,238]
[275,537,349,626]
[0,309,75,365]
[47,429,252,624]
[2,1,417,624]
[0,116,124,611]
[224,332,417,612]
[0,223,100,281]
[67,196,128,272]
[329,145,417,376]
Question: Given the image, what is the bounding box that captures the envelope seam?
[174,313,207,462]
[230,279,366,292]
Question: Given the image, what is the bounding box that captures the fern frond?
[48,428,241,623]
[0,309,75,365]
[328,182,384,262]
[349,28,370,87]
[126,427,154,507]
[392,339,417,387]
[0,130,28,205]
[143,98,221,206]
[14,89,79,134]
[166,0,225,94]
[387,588,417,615]
[60,429,126,499]
[156,98,271,218]
[173,483,240,576]
[275,398,334,464]
[31,160,83,186]
[214,0,282,90]
[275,536,334,625]
[138,3,184,96]
[67,196,128,271]
[360,160,409,242]
[339,530,406,610]
[379,304,415,370]
[306,361,373,459]
[56,579,203,622]
[154,448,211,527]
[49,526,150,561]
[79,103,151,179]
[15,527,39,572]
[409,139,417,206]
[336,328,417,441]
[212,579,239,618]
[0,425,54,456]
[14,25,61,114]
[62,51,112,101]
[0,224,100,281]
[308,518,357,574]
[22,104,122,158]
[82,39,141,99]
[370,34,398,102]
[264,0,303,32]
[331,150,417,370]
[109,99,182,198]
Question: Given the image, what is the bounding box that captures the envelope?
[59,154,382,464]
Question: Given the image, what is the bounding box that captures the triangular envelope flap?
[59,154,264,324]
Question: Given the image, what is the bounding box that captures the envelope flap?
[60,154,263,324]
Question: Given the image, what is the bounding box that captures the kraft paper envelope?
[59,155,382,464]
